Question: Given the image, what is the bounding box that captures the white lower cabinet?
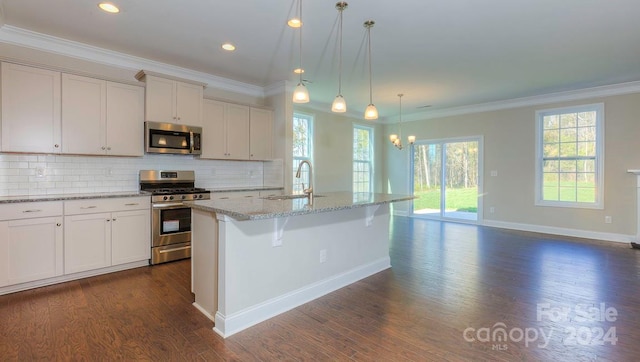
[111,210,150,265]
[64,197,150,274]
[0,197,150,294]
[0,216,63,287]
[0,201,64,287]
[64,212,111,274]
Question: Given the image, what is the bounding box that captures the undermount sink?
[261,194,324,201]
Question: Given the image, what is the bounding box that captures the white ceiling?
[2,0,640,120]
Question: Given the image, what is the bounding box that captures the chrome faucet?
[295,160,313,205]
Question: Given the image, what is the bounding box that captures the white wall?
[291,106,385,194]
[384,92,640,238]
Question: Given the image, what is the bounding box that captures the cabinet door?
[144,75,176,124]
[62,74,106,155]
[0,217,63,286]
[225,103,250,159]
[249,108,273,160]
[111,209,150,265]
[1,63,61,153]
[106,82,144,156]
[175,81,203,126]
[201,99,227,159]
[64,213,111,274]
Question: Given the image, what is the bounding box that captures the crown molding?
[400,81,640,123]
[0,25,265,97]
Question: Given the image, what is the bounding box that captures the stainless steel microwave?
[145,121,202,155]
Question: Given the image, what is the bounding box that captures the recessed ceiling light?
[98,2,120,13]
[293,68,304,74]
[222,43,236,51]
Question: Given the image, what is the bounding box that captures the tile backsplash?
[0,153,284,196]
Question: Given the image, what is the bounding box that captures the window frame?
[292,112,314,194]
[534,103,604,209]
[352,124,374,193]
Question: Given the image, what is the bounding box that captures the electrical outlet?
[36,167,45,178]
[319,249,327,263]
[489,207,495,214]
[605,216,612,224]
[490,170,498,177]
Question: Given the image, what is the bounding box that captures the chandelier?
[389,94,415,150]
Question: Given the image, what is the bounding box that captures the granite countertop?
[208,186,284,193]
[187,191,414,221]
[0,191,150,204]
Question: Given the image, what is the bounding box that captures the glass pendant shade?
[364,104,378,120]
[332,95,346,112]
[288,18,302,28]
[389,134,398,142]
[408,135,416,144]
[293,82,310,103]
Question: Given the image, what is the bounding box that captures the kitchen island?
[188,192,413,338]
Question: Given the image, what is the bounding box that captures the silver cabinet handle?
[54,144,60,148]
[101,146,106,150]
[23,209,42,213]
[80,206,97,209]
[56,223,61,227]
[107,147,111,151]
[125,203,139,206]
[112,218,116,221]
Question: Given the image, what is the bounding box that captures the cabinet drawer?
[64,196,150,215]
[0,201,63,221]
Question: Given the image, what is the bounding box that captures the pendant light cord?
[299,0,303,84]
[399,94,403,138]
[367,24,373,104]
[338,6,343,95]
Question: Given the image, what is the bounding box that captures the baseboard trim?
[213,257,391,338]
[0,260,149,296]
[482,219,635,244]
[192,302,216,322]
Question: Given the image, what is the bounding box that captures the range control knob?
[169,196,174,200]
[198,194,203,199]
[163,196,168,201]
[181,195,186,200]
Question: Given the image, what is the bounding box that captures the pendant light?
[389,94,415,150]
[331,2,348,113]
[292,0,310,103]
[363,20,378,120]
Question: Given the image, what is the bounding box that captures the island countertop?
[187,191,414,220]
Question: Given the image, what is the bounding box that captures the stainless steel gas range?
[139,170,210,265]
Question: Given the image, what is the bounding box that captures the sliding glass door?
[411,138,481,221]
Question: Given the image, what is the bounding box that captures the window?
[535,103,604,208]
[292,113,313,194]
[353,125,374,193]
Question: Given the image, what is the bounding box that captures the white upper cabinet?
[225,103,251,159]
[201,99,272,161]
[105,82,144,156]
[62,74,144,156]
[137,72,204,127]
[249,107,273,160]
[201,99,227,159]
[1,62,62,153]
[62,74,106,155]
[201,99,250,160]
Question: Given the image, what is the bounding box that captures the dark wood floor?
[2,217,640,361]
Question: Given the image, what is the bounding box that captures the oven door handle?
[152,203,186,208]
[159,245,191,254]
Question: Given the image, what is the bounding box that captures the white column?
[627,170,640,240]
